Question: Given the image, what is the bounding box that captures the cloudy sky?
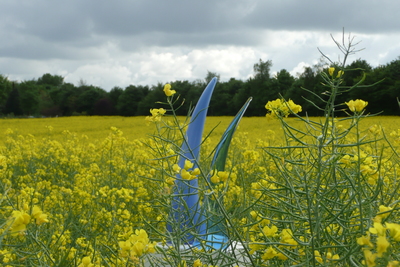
[1,0,400,91]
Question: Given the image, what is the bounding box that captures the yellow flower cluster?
[345,99,368,113]
[210,170,229,184]
[339,150,379,185]
[265,98,302,119]
[248,214,300,263]
[163,83,176,96]
[4,205,49,236]
[119,229,157,259]
[5,210,31,235]
[358,206,400,267]
[172,160,201,180]
[328,67,344,78]
[390,129,400,143]
[146,108,167,122]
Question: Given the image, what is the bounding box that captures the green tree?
[4,83,23,116]
[93,98,114,115]
[285,66,325,116]
[275,69,295,97]
[117,85,149,116]
[169,80,196,115]
[76,86,107,115]
[37,73,64,88]
[57,83,78,116]
[0,75,13,113]
[240,59,276,116]
[19,80,40,115]
[353,57,400,115]
[108,86,124,114]
[253,59,272,82]
[210,78,244,115]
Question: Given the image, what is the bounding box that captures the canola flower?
[145,108,166,122]
[357,206,400,266]
[163,83,176,96]
[5,210,31,235]
[346,99,368,113]
[328,67,344,78]
[265,98,302,119]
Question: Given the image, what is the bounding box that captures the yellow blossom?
[377,205,392,219]
[265,98,302,118]
[31,205,49,225]
[262,246,278,260]
[369,222,386,236]
[262,225,278,237]
[345,99,368,113]
[329,67,335,76]
[357,233,374,248]
[5,210,31,235]
[184,160,194,170]
[388,261,400,267]
[287,99,302,114]
[119,229,156,259]
[180,169,193,180]
[146,108,167,122]
[78,256,94,267]
[314,250,323,264]
[250,211,260,220]
[210,172,220,183]
[326,252,340,260]
[328,67,344,78]
[386,222,400,241]
[193,259,202,267]
[165,177,174,186]
[376,235,390,257]
[163,84,176,96]
[150,108,166,116]
[192,168,201,176]
[363,249,377,267]
[280,229,298,246]
[172,164,181,173]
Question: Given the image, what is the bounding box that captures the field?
[1,113,400,266]
[2,115,399,146]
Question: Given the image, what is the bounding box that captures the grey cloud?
[2,0,257,43]
[1,0,399,88]
[243,1,400,33]
[3,0,400,47]
[115,29,263,53]
[86,0,258,35]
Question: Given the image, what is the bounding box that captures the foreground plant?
[248,32,399,266]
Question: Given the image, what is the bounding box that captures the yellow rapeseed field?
[1,115,399,146]
[1,114,400,266]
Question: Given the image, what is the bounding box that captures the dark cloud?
[1,0,399,89]
[243,1,400,33]
[2,0,399,50]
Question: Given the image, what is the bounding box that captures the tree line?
[1,56,399,118]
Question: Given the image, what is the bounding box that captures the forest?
[1,56,399,117]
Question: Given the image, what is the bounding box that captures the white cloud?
[65,62,133,89]
[290,62,311,77]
